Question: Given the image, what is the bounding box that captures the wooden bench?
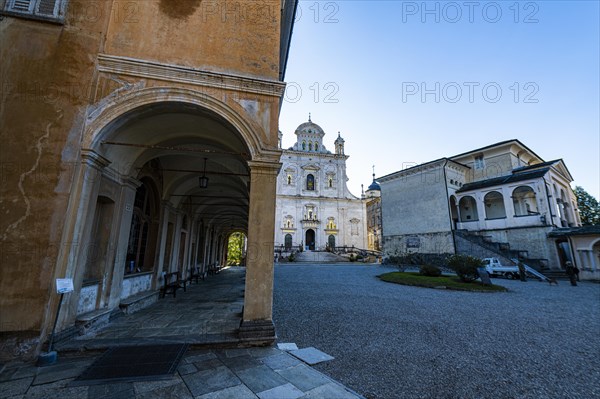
[208,263,221,275]
[161,271,185,298]
[187,266,206,284]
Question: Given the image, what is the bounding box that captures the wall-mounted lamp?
[199,158,209,189]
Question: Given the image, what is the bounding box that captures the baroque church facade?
[274,118,367,252]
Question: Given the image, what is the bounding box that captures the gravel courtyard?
[273,264,600,399]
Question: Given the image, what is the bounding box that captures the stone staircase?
[454,230,549,272]
[293,251,349,263]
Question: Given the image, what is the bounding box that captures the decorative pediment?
[301,164,321,171]
[550,160,574,182]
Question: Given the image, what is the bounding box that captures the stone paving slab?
[289,347,335,365]
[235,365,290,393]
[276,363,333,392]
[257,382,304,399]
[261,353,303,371]
[196,384,258,399]
[181,366,241,397]
[277,342,299,351]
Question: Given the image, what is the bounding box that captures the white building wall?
[274,122,367,251]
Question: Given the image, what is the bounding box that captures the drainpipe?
[442,160,457,254]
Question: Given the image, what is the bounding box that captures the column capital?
[122,176,142,191]
[248,160,282,175]
[81,149,111,170]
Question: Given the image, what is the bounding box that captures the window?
[302,141,306,151]
[315,143,319,151]
[287,175,292,185]
[308,142,313,151]
[474,155,485,170]
[3,0,66,21]
[306,174,315,191]
[328,177,333,188]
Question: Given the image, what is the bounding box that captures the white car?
[483,257,520,279]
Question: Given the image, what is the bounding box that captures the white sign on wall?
[56,278,74,294]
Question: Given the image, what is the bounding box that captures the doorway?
[305,229,315,251]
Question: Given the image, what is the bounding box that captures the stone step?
[293,251,349,263]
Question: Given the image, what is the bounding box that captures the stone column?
[240,160,281,342]
[202,225,212,272]
[105,177,140,308]
[52,150,110,330]
[170,212,183,272]
[155,201,172,280]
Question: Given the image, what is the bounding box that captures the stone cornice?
[97,54,287,98]
[282,149,348,160]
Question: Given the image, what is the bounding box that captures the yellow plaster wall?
[103,0,282,80]
[0,1,113,338]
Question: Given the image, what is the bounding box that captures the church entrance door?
[328,235,336,249]
[306,229,315,251]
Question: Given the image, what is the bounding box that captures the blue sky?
[279,1,600,200]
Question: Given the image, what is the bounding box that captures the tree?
[573,186,600,226]
[227,232,245,265]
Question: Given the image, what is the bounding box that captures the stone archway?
[54,92,281,342]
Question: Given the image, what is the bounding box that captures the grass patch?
[379,272,508,292]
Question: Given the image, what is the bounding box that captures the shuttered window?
[4,0,65,21]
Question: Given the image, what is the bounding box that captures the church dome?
[294,115,325,137]
[368,180,381,191]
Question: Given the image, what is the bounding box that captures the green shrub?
[447,254,484,282]
[288,253,295,262]
[349,254,356,262]
[419,264,442,277]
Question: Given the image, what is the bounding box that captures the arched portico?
[53,88,280,343]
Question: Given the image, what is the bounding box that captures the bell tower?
[334,132,345,155]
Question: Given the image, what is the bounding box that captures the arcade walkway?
[57,267,246,351]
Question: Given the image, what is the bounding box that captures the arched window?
[306,174,315,191]
[284,234,293,250]
[287,175,292,185]
[512,186,538,216]
[308,142,313,151]
[458,196,478,222]
[484,191,506,219]
[315,143,319,151]
[328,177,333,188]
[302,141,306,151]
